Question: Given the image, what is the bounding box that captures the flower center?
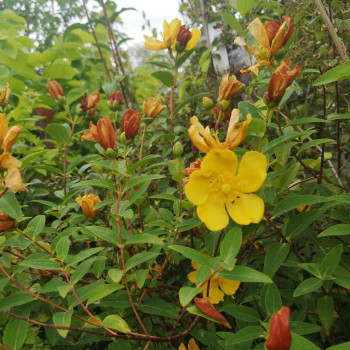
[209,171,242,202]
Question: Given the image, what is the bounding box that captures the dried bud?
[0,211,15,232]
[176,25,192,52]
[0,83,10,106]
[194,297,231,328]
[80,92,100,116]
[218,74,242,101]
[121,109,141,140]
[76,193,101,219]
[108,91,123,111]
[47,81,64,101]
[142,98,166,118]
[265,20,282,44]
[183,159,201,184]
[81,115,118,150]
[202,97,213,110]
[266,306,291,350]
[173,141,183,158]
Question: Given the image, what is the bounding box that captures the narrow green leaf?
[318,224,350,237]
[139,298,179,319]
[220,305,260,323]
[87,284,122,305]
[179,286,201,306]
[219,266,272,283]
[293,278,323,297]
[297,138,335,155]
[220,226,241,270]
[264,242,290,277]
[321,244,342,276]
[122,174,165,193]
[0,191,23,221]
[124,233,164,246]
[327,113,350,121]
[46,123,70,144]
[124,252,160,272]
[317,296,334,336]
[220,11,245,36]
[313,61,350,85]
[70,259,94,286]
[290,332,321,350]
[0,292,34,312]
[175,49,195,68]
[217,326,263,345]
[151,70,174,87]
[265,283,282,315]
[85,226,119,245]
[26,215,45,238]
[71,179,115,191]
[169,245,214,269]
[102,315,131,333]
[20,253,60,270]
[52,309,73,338]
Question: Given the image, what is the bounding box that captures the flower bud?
[0,211,15,232]
[0,83,10,106]
[76,193,101,219]
[218,74,242,100]
[121,109,141,140]
[173,141,183,158]
[108,91,123,111]
[266,306,291,350]
[202,97,213,110]
[80,92,100,116]
[175,25,192,52]
[194,297,230,328]
[47,81,64,101]
[142,98,166,118]
[220,99,230,112]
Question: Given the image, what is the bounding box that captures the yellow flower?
[185,149,267,231]
[188,260,240,304]
[144,18,181,51]
[173,25,201,52]
[179,338,200,350]
[188,109,251,154]
[76,193,101,219]
[234,16,294,75]
[142,98,166,118]
[218,74,242,101]
[0,114,23,192]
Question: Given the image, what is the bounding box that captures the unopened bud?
[202,97,213,110]
[0,211,15,232]
[173,141,183,158]
[47,81,64,101]
[220,99,230,111]
[0,83,10,106]
[105,148,118,159]
[108,91,123,111]
[121,109,141,140]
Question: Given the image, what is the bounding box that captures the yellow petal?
[270,21,286,57]
[234,37,258,56]
[188,338,200,350]
[143,35,166,51]
[4,167,24,191]
[178,343,187,350]
[203,126,220,150]
[185,170,210,206]
[186,28,201,50]
[218,278,240,295]
[206,278,224,304]
[201,149,238,176]
[197,198,229,231]
[0,113,8,145]
[188,119,211,153]
[2,125,22,152]
[226,193,264,225]
[237,151,267,193]
[247,18,270,51]
[240,60,270,75]
[191,260,200,271]
[169,18,181,43]
[188,271,197,284]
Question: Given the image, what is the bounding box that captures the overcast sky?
[114,0,182,45]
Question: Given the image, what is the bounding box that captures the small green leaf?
[264,242,290,277]
[169,245,214,270]
[290,332,321,350]
[124,252,160,272]
[102,315,131,333]
[139,298,179,319]
[0,191,23,221]
[265,283,282,315]
[125,233,164,246]
[313,61,350,85]
[220,11,245,36]
[179,286,201,306]
[220,226,241,270]
[321,244,342,276]
[25,215,46,238]
[219,266,272,283]
[56,236,70,260]
[20,253,60,270]
[108,268,123,284]
[70,259,94,286]
[220,305,260,323]
[318,224,350,237]
[52,309,73,338]
[151,70,174,87]
[293,278,323,297]
[46,123,70,144]
[317,296,334,336]
[217,326,264,345]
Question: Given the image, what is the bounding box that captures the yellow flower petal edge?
[186,28,201,51]
[185,149,267,230]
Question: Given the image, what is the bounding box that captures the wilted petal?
[248,18,270,51]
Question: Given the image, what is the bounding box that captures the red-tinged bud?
[282,16,294,46]
[0,211,15,232]
[265,20,282,45]
[80,92,100,116]
[176,25,192,52]
[108,91,123,111]
[121,109,141,140]
[194,297,231,328]
[266,306,291,350]
[47,81,64,101]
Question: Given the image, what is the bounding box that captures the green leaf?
[85,226,119,245]
[297,138,335,155]
[187,305,229,326]
[87,284,122,305]
[287,117,329,125]
[0,191,23,221]
[327,113,350,121]
[217,326,263,345]
[102,315,131,333]
[287,209,323,239]
[321,244,342,276]
[122,174,165,193]
[20,253,60,270]
[220,226,241,270]
[273,195,328,216]
[175,49,195,68]
[219,266,272,283]
[3,304,30,350]
[318,224,350,237]
[169,245,214,269]
[173,92,207,117]
[65,247,104,266]
[135,269,148,288]
[45,60,79,79]
[298,263,322,279]
[237,0,256,17]
[151,70,174,87]
[293,278,323,297]
[71,179,115,191]
[177,218,202,232]
[56,236,70,260]
[124,233,164,246]
[179,286,201,306]
[290,321,321,335]
[46,123,70,145]
[108,269,123,284]
[52,309,73,338]
[317,296,334,336]
[290,332,321,350]
[264,242,290,277]
[66,87,85,105]
[265,283,282,315]
[220,11,245,36]
[25,215,45,238]
[124,252,160,272]
[313,61,350,85]
[199,49,211,73]
[333,266,350,289]
[220,305,260,323]
[139,298,179,319]
[279,163,300,190]
[70,259,94,286]
[325,343,350,350]
[0,292,34,312]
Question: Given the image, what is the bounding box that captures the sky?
[114,0,182,45]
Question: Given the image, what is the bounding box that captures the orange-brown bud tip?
[47,81,64,101]
[176,25,192,51]
[0,211,15,232]
[122,109,141,140]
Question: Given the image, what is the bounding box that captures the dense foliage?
[0,0,349,349]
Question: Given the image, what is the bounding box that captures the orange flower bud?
[80,92,100,115]
[121,109,141,140]
[0,83,10,106]
[265,20,282,44]
[266,306,291,350]
[0,211,15,232]
[81,115,118,150]
[47,81,64,101]
[76,193,101,219]
[176,25,192,52]
[218,74,242,101]
[108,91,123,104]
[142,98,166,118]
[264,60,300,105]
[194,297,231,328]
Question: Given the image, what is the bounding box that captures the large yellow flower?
[0,114,23,191]
[144,18,181,51]
[185,149,267,231]
[188,109,251,154]
[188,260,240,304]
[179,338,200,350]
